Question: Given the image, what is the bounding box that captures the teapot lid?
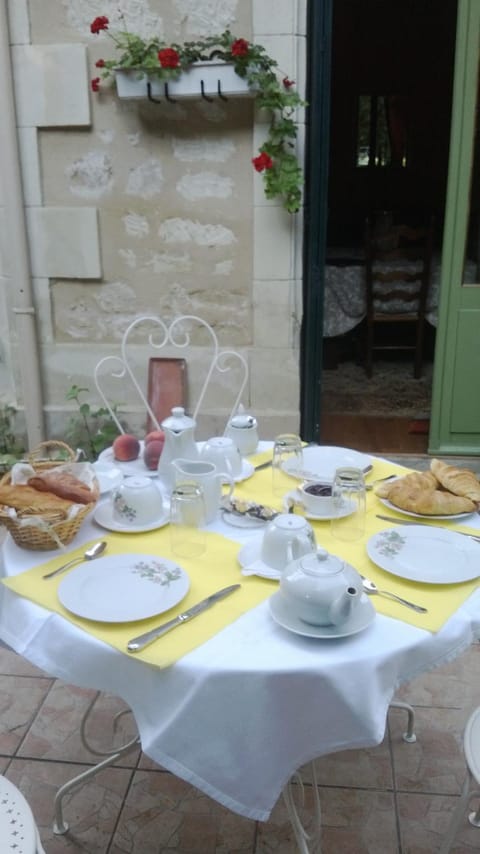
[161,406,196,432]
[230,404,257,430]
[299,549,344,577]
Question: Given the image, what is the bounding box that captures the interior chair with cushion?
[364,214,435,378]
[439,705,480,854]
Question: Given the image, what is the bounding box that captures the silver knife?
[127,584,241,653]
[376,514,480,542]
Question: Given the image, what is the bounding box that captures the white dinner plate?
[94,501,169,533]
[92,462,124,494]
[367,526,480,584]
[58,554,190,622]
[237,537,282,580]
[283,490,355,521]
[269,591,376,638]
[98,442,158,477]
[282,446,373,481]
[379,495,475,521]
[222,511,267,530]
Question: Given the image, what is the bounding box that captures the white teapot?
[279,548,363,627]
[157,406,198,487]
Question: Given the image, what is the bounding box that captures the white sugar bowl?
[279,548,363,627]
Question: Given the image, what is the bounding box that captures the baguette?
[0,484,73,517]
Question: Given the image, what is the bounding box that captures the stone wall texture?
[0,0,306,445]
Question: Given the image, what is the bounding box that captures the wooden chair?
[364,215,435,378]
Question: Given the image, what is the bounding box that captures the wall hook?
[164,83,177,104]
[217,81,228,101]
[200,80,214,102]
[147,82,162,104]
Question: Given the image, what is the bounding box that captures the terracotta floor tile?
[19,682,140,766]
[6,757,133,853]
[110,769,256,853]
[397,791,480,853]
[390,706,472,795]
[300,735,393,790]
[396,643,480,708]
[0,673,53,755]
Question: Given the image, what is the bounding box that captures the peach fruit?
[144,430,165,446]
[143,439,164,470]
[113,433,140,462]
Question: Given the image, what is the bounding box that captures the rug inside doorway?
[322,360,433,419]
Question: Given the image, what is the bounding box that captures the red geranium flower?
[158,47,180,69]
[91,77,101,92]
[90,16,109,34]
[95,58,106,68]
[231,38,249,58]
[283,77,295,88]
[252,152,273,172]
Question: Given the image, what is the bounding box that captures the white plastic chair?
[0,774,45,852]
[439,705,480,854]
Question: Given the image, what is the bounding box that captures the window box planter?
[115,61,254,101]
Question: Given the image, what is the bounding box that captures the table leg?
[282,761,322,853]
[52,691,140,834]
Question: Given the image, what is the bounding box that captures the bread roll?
[430,459,480,502]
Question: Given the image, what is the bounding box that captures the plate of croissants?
[374,458,480,519]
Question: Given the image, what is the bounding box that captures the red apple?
[144,430,165,446]
[113,433,140,462]
[143,439,164,470]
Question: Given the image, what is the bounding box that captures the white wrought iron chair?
[0,774,46,853]
[439,705,480,854]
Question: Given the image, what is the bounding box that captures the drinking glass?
[169,482,207,558]
[272,433,303,497]
[330,466,366,542]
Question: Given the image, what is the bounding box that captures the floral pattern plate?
[58,554,190,622]
[367,527,480,584]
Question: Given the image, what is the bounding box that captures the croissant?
[430,458,480,502]
[386,481,475,515]
[374,470,438,499]
[27,471,95,505]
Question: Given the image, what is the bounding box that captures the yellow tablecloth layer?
[239,455,480,632]
[2,529,274,668]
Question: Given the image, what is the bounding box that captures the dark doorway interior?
[320,0,458,452]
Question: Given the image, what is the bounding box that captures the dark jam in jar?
[304,483,332,497]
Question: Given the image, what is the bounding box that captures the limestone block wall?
[0,0,306,444]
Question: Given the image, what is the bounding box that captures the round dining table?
[1,445,479,849]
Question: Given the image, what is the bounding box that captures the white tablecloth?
[1,452,480,821]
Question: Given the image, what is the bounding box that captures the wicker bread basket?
[0,441,98,551]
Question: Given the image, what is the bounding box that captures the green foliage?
[65,385,124,461]
[0,403,25,472]
[90,19,305,213]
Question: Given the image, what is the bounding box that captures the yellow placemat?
[235,457,480,633]
[2,529,274,668]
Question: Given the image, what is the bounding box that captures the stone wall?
[0,0,306,446]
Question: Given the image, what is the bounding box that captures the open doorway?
[320,0,457,453]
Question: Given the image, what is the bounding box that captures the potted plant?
[89,16,305,213]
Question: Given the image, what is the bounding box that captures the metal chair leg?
[389,700,417,742]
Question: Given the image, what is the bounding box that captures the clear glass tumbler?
[169,482,207,558]
[330,466,366,542]
[272,433,303,497]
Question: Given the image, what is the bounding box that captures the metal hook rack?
[146,79,229,104]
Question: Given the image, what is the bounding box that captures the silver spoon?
[361,575,428,613]
[42,540,107,580]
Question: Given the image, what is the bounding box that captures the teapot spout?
[328,585,361,626]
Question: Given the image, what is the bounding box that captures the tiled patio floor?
[0,636,479,852]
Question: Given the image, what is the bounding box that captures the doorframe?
[300,0,333,441]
